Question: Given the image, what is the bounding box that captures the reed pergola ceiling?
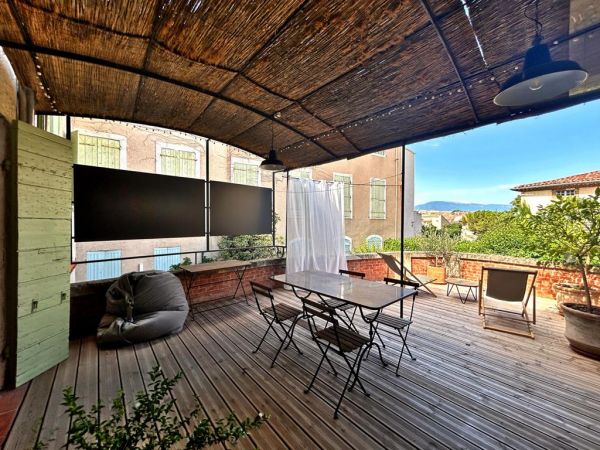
[1,0,599,168]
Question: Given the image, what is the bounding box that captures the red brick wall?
[347,257,389,281]
[179,260,286,304]
[408,253,600,298]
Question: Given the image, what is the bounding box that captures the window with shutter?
[154,246,181,271]
[366,235,383,251]
[86,250,122,281]
[159,148,198,178]
[370,178,386,219]
[232,158,260,186]
[344,236,353,254]
[333,173,352,219]
[76,134,122,169]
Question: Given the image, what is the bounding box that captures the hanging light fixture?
[260,119,285,171]
[493,0,588,107]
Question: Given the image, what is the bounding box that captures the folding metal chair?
[250,281,303,367]
[479,267,537,338]
[377,252,437,297]
[364,278,419,376]
[301,297,371,419]
[320,269,365,332]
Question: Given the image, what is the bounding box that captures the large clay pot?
[427,265,446,284]
[561,302,600,359]
[554,283,600,313]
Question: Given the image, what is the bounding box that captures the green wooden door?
[10,121,72,386]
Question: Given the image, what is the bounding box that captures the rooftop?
[512,170,600,192]
[4,287,600,449]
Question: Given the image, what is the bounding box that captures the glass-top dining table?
[271,270,418,365]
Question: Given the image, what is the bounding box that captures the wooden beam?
[418,0,480,123]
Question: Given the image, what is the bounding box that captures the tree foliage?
[461,210,507,235]
[519,188,600,311]
[218,214,281,261]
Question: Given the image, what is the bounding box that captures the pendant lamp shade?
[260,149,285,171]
[494,38,588,107]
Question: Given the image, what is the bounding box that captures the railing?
[72,245,286,266]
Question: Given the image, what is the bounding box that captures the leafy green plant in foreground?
[42,366,268,449]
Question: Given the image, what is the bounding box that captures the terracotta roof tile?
[512,170,600,192]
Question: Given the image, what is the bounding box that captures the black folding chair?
[364,278,419,376]
[250,281,303,368]
[320,269,365,332]
[301,297,371,419]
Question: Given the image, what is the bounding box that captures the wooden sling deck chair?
[478,267,537,338]
[378,252,437,297]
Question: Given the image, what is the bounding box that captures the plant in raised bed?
[520,188,600,357]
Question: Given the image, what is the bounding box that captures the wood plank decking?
[4,287,600,450]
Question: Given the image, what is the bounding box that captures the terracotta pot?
[561,302,600,359]
[426,265,446,284]
[554,283,600,314]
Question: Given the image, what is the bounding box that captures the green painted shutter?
[334,174,352,219]
[233,162,258,185]
[75,133,120,168]
[160,148,197,177]
[370,179,386,219]
[10,121,72,387]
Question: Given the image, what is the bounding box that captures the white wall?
[521,186,598,213]
[403,149,418,237]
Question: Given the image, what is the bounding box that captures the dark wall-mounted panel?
[210,181,272,236]
[74,164,205,242]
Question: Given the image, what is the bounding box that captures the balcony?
[4,285,599,449]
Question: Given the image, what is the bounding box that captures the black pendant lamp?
[260,119,285,171]
[493,1,588,107]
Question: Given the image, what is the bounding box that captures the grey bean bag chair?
[97,271,188,346]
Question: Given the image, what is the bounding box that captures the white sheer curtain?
[286,178,347,274]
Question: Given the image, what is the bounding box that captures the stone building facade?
[62,117,417,281]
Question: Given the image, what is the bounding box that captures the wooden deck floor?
[4,287,600,450]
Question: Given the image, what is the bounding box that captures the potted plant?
[523,188,600,357]
[421,228,459,284]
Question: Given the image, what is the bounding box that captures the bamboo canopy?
[0,0,599,168]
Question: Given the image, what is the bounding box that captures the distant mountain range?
[415,201,511,212]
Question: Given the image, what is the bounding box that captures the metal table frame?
[182,260,251,315]
[446,278,478,304]
[272,271,417,368]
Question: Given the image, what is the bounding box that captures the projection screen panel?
[74,164,205,242]
[210,181,272,236]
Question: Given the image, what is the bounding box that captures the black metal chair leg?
[253,318,276,354]
[334,350,364,419]
[282,317,303,354]
[395,331,415,376]
[305,342,331,393]
[270,328,290,368]
[348,346,370,396]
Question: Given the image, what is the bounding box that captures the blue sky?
[410,99,600,206]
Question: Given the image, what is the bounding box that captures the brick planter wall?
[347,254,393,280]
[406,251,600,299]
[70,258,285,337]
[179,258,285,303]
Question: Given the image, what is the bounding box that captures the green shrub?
[170,257,192,271]
[41,365,268,450]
